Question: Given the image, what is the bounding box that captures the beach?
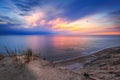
[0,46,120,80]
[0,0,120,79]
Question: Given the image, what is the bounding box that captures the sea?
[0,35,120,62]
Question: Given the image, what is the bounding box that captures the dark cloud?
[16,0,120,20]
[11,0,36,11]
[108,10,120,28]
[110,10,120,15]
[0,24,53,35]
[59,0,120,20]
[104,26,120,32]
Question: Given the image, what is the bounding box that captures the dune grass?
[0,53,4,60]
[1,47,56,68]
[3,47,39,67]
[23,49,33,63]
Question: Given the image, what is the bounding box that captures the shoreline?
[0,46,120,80]
[54,46,120,68]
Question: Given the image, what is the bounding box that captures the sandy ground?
[76,46,120,80]
[0,56,82,80]
[0,46,120,80]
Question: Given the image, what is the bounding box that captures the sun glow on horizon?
[0,0,120,35]
[21,11,120,35]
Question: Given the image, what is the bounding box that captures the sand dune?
[0,46,120,80]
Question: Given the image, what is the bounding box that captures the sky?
[0,0,120,35]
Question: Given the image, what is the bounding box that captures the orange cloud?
[47,18,69,31]
[23,11,120,35]
[47,14,120,35]
[47,17,103,33]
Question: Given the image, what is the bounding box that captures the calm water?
[0,35,120,62]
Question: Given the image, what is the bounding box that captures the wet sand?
[54,46,120,67]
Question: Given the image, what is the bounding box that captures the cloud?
[0,0,120,35]
[0,23,54,35]
[52,0,120,21]
[108,10,120,24]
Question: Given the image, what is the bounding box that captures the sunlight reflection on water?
[0,35,120,62]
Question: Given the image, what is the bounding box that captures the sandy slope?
[76,46,120,80]
[0,57,82,80]
[0,46,120,80]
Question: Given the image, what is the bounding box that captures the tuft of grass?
[4,47,21,66]
[4,46,11,57]
[11,51,20,66]
[23,49,33,64]
[3,47,40,67]
[0,53,4,60]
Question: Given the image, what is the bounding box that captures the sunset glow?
[0,0,120,35]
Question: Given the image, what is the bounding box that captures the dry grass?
[23,49,33,64]
[4,47,19,65]
[0,53,4,60]
[3,47,38,67]
[1,47,55,68]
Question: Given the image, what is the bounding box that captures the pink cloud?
[40,20,46,26]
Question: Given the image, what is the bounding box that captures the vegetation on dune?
[2,47,39,67]
[0,47,55,68]
[24,49,33,63]
[0,53,4,60]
